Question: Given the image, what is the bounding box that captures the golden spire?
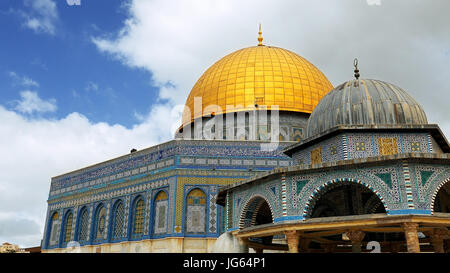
[258,24,263,46]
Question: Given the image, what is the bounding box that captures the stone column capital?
[284,230,301,238]
[401,222,419,232]
[345,230,365,243]
[284,230,301,253]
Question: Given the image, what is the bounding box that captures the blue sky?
[0,0,158,127]
[0,0,449,248]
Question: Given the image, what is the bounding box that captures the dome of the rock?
[182,45,333,127]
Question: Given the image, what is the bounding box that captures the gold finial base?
[258,24,263,46]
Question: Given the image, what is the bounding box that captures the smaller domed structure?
[306,79,428,138]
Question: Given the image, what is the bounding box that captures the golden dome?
[182,45,333,126]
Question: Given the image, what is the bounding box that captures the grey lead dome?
[306,79,428,138]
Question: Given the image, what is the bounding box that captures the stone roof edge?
[283,124,449,156]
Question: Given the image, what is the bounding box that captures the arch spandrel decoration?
[302,178,389,219]
[233,183,280,229]
[419,166,450,211]
[427,172,450,213]
[290,170,400,217]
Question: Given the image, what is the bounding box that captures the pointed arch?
[130,195,145,238]
[303,178,388,219]
[431,177,450,214]
[110,199,125,241]
[76,206,90,243]
[93,203,106,241]
[152,190,169,236]
[61,210,73,245]
[46,211,60,248]
[185,188,207,234]
[239,194,274,229]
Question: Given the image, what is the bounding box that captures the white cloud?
[21,0,58,35]
[0,99,182,247]
[8,71,39,88]
[14,90,57,114]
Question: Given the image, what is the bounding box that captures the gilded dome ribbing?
[182,45,333,126]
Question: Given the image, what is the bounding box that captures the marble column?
[285,230,301,253]
[402,223,420,253]
[430,228,448,253]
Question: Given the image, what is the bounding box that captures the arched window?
[63,212,73,244]
[153,191,168,235]
[94,205,106,241]
[112,201,125,240]
[77,207,89,243]
[48,212,59,247]
[132,197,145,238]
[185,188,207,234]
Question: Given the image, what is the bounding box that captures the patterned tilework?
[293,134,344,165]
[174,176,245,230]
[225,192,232,230]
[402,162,415,209]
[310,147,323,165]
[185,188,207,234]
[49,140,292,198]
[144,191,151,235]
[291,132,435,166]
[104,202,111,240]
[227,162,431,230]
[347,134,374,159]
[123,196,130,238]
[430,176,450,213]
[410,163,450,211]
[281,174,287,216]
[48,175,172,211]
[378,137,398,155]
[342,135,348,160]
[153,190,168,235]
[208,188,219,233]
